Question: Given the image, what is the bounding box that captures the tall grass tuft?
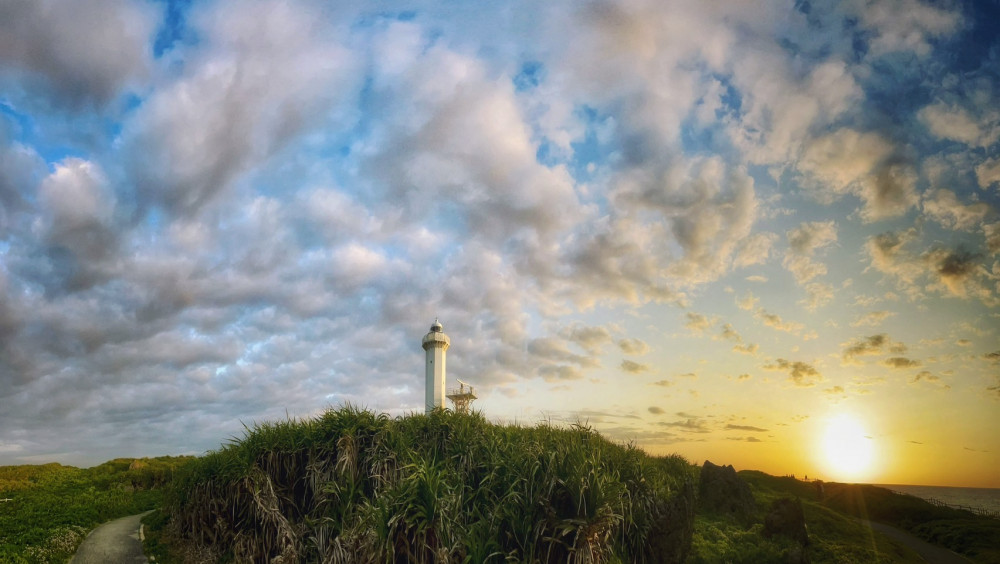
[163,406,696,563]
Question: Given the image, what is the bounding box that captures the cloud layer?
[0,0,997,480]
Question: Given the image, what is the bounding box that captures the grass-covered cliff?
[155,407,697,563]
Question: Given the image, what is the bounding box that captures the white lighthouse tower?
[422,319,450,414]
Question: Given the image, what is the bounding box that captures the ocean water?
[878,484,1000,515]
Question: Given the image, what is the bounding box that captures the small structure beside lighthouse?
[422,319,450,413]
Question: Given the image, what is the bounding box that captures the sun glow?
[821,414,875,481]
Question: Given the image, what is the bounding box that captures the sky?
[0,0,998,488]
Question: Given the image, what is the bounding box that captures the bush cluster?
[164,406,695,563]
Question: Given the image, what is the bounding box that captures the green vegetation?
[714,471,925,563]
[821,482,1000,562]
[0,456,193,563]
[6,409,997,564]
[157,406,696,563]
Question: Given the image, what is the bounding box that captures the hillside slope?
[158,407,697,563]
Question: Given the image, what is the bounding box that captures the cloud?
[528,337,600,369]
[732,343,759,356]
[763,358,822,387]
[123,0,361,216]
[538,364,585,382]
[911,371,949,389]
[0,0,158,108]
[618,338,650,355]
[845,0,962,57]
[783,221,837,284]
[985,223,1000,255]
[922,190,993,231]
[919,103,1000,148]
[733,232,778,268]
[621,360,649,374]
[659,417,711,433]
[881,357,921,369]
[851,311,896,327]
[648,406,664,415]
[736,291,759,311]
[755,309,804,334]
[978,157,1000,190]
[718,323,741,342]
[824,385,845,395]
[842,334,906,364]
[865,230,997,305]
[725,424,767,432]
[560,324,614,355]
[0,0,996,468]
[684,311,715,334]
[800,282,835,312]
[798,129,917,221]
[727,436,763,442]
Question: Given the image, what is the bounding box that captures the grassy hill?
[153,407,698,563]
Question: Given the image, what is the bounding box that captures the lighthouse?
[422,319,450,414]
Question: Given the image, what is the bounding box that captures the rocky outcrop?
[764,497,810,563]
[698,461,756,521]
[643,479,696,563]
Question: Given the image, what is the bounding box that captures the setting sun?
[821,415,875,482]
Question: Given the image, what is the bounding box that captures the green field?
[0,457,193,563]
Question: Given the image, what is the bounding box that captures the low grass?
[688,470,925,564]
[820,482,1000,562]
[0,456,194,563]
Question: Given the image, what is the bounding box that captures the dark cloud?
[621,360,650,374]
[659,418,711,433]
[0,0,157,108]
[842,334,907,364]
[725,424,767,432]
[618,338,650,355]
[648,406,664,415]
[763,358,822,387]
[882,357,921,369]
[726,436,762,443]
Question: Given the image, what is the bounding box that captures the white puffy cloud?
[124,0,360,216]
[919,102,1000,148]
[977,157,1000,190]
[922,190,993,231]
[799,128,917,221]
[844,0,962,57]
[851,310,896,327]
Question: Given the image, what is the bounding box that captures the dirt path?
[862,520,973,564]
[70,511,152,564]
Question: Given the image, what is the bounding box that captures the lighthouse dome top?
[422,318,450,349]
